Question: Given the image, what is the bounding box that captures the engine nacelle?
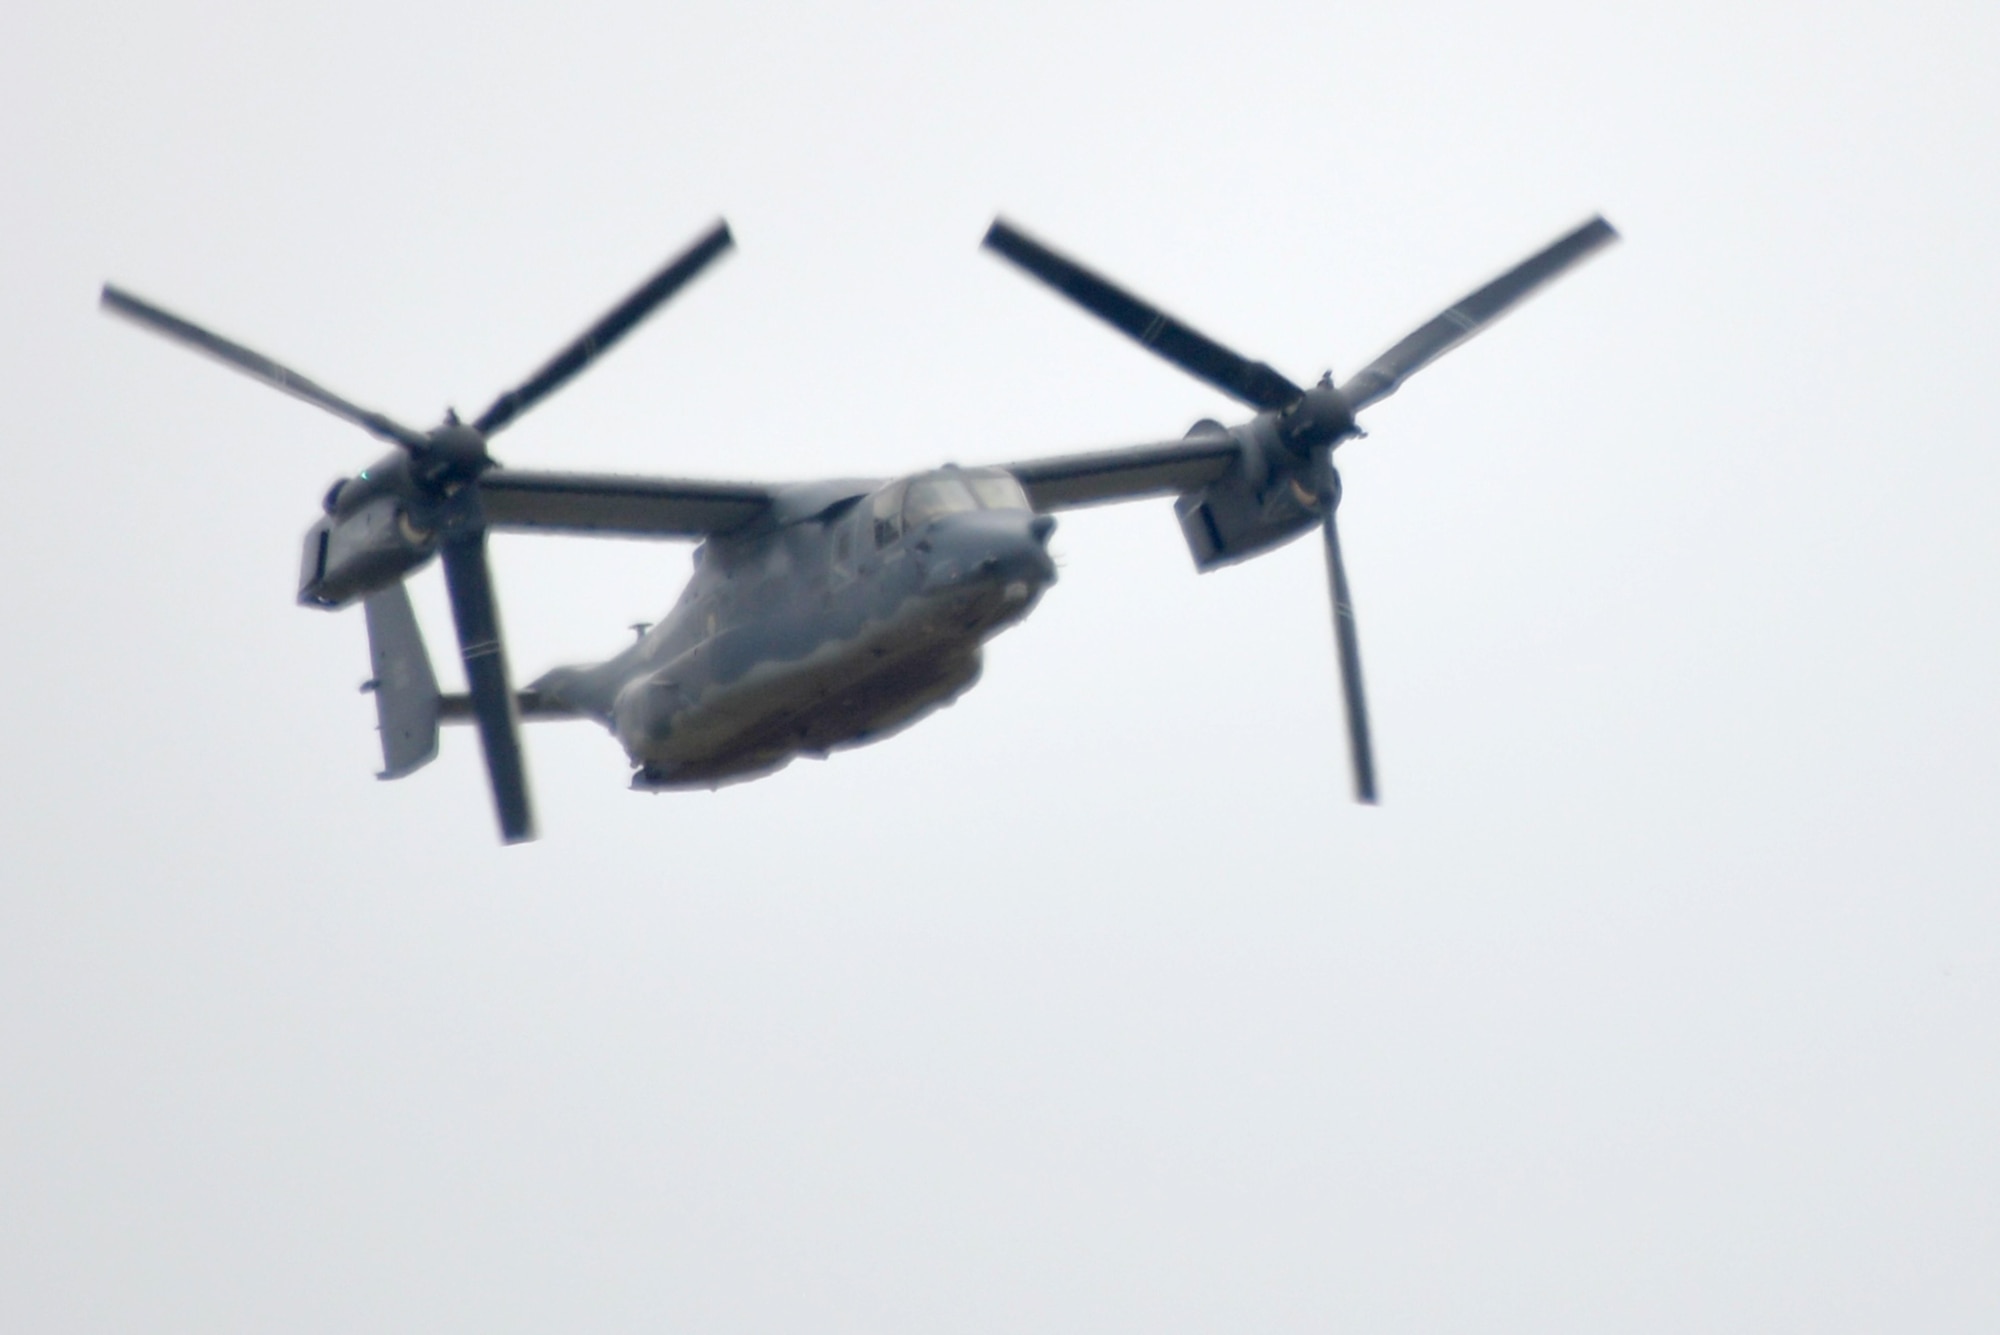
[298,494,438,608]
[1173,417,1329,572]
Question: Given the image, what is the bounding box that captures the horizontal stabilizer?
[439,691,585,723]
[362,582,441,779]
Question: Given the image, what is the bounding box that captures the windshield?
[965,471,1029,511]
[903,470,1030,529]
[903,477,978,530]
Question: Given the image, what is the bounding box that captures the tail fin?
[362,582,441,779]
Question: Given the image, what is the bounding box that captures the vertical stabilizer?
[362,582,441,778]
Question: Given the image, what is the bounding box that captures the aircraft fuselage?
[530,468,1057,788]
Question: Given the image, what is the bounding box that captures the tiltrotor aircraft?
[102,213,1617,843]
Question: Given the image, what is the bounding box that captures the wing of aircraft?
[986,429,1241,511]
[476,470,775,538]
[477,439,1252,533]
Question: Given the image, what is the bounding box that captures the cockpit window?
[901,470,1032,531]
[903,477,979,530]
[871,483,904,548]
[965,471,1030,511]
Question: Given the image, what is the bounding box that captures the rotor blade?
[1338,216,1619,413]
[1321,501,1378,804]
[438,530,536,843]
[99,285,428,450]
[474,220,735,436]
[983,218,1304,412]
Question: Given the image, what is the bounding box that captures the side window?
[871,484,903,549]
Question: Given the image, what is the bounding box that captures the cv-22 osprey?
[101,213,1617,843]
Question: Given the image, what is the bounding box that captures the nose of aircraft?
[918,508,1057,593]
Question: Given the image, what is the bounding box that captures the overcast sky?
[4,1,1998,1330]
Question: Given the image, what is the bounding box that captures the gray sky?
[5,1,1998,1330]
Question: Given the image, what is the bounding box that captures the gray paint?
[104,213,1613,838]
[528,470,1056,788]
[360,581,440,778]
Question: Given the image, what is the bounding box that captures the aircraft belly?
[623,587,994,789]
